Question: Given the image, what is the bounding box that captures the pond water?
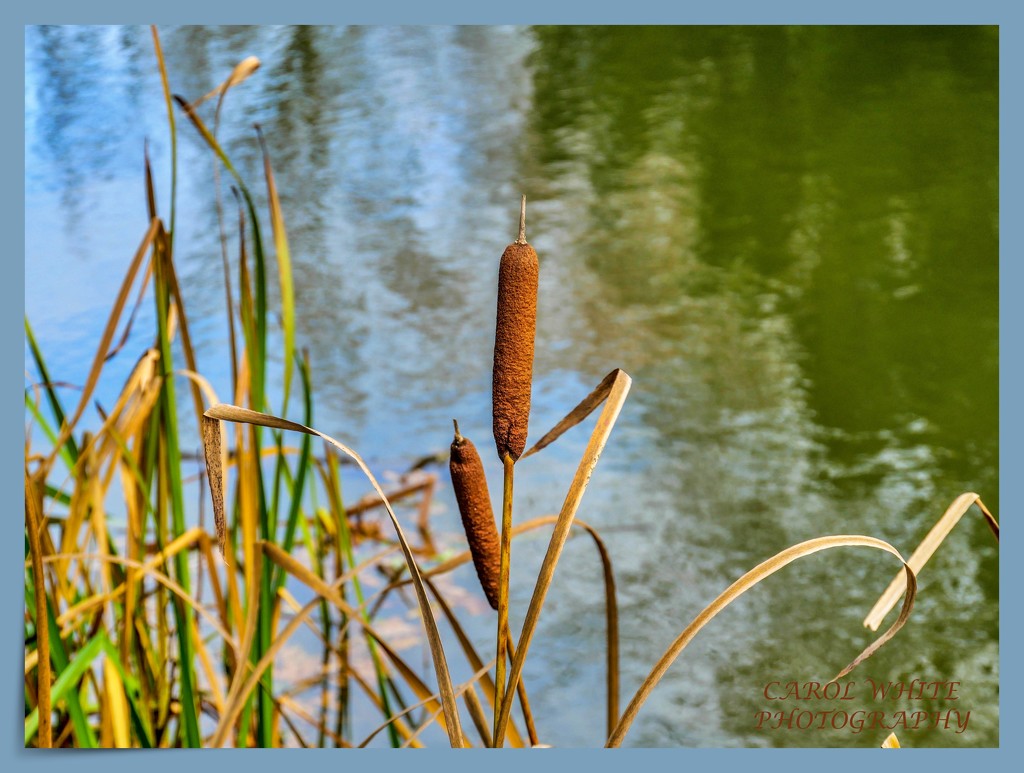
[25,25,998,747]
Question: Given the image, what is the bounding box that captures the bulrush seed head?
[449,420,501,610]
[492,196,538,462]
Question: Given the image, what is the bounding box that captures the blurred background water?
[24,25,998,747]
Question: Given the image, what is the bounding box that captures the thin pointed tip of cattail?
[517,195,527,244]
[453,418,463,442]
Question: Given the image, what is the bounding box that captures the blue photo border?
[6,2,1019,770]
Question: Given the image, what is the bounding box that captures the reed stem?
[492,453,515,744]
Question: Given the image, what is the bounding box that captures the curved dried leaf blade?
[864,492,999,631]
[520,369,622,460]
[201,416,226,554]
[256,127,295,408]
[191,56,261,108]
[606,535,916,747]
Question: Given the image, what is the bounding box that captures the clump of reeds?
[22,28,466,750]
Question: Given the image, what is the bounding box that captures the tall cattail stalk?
[490,196,538,744]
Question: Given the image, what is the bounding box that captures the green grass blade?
[25,390,75,471]
[153,232,201,747]
[25,631,106,745]
[25,317,79,464]
[274,353,314,595]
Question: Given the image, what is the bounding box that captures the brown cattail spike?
[492,196,538,462]
[449,422,501,610]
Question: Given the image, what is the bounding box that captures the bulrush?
[449,420,500,610]
[492,196,538,463]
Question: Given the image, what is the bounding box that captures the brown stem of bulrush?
[516,195,527,245]
[505,621,539,747]
[492,452,515,744]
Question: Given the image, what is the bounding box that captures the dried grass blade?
[189,56,261,108]
[520,368,621,460]
[256,126,295,408]
[463,683,493,748]
[201,416,227,554]
[197,532,229,634]
[103,656,130,747]
[103,258,155,363]
[204,403,465,747]
[405,513,619,735]
[44,551,237,651]
[864,492,999,631]
[144,140,157,220]
[275,586,421,748]
[54,528,205,628]
[64,349,160,482]
[261,541,446,727]
[211,547,264,747]
[212,575,315,746]
[606,535,916,747]
[192,617,226,718]
[25,475,51,748]
[390,662,496,750]
[495,369,632,744]
[176,93,267,409]
[44,219,159,469]
[423,576,525,748]
[570,519,620,737]
[358,661,493,748]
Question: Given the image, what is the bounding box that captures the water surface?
[25,25,998,747]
